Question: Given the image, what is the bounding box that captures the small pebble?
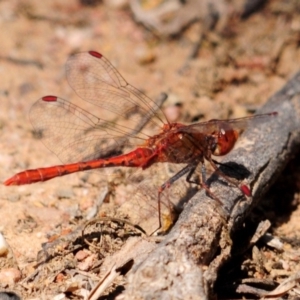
[0,232,9,256]
[0,268,22,284]
[55,188,74,199]
[52,293,66,300]
[6,194,20,202]
[75,250,90,261]
[262,233,283,250]
[135,46,156,65]
[77,254,96,271]
[55,273,66,283]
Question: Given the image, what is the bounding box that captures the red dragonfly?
[4,51,277,228]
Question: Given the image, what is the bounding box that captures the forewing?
[66,51,166,138]
[29,51,171,164]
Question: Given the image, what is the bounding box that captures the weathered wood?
[122,71,300,299]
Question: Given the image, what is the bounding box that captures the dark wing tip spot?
[89,51,102,59]
[42,95,58,102]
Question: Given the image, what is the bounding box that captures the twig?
[122,71,300,299]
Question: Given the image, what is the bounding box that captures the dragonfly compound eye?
[213,126,239,156]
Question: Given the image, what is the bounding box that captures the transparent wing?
[30,96,149,164]
[66,51,166,135]
[178,112,277,135]
[29,51,169,164]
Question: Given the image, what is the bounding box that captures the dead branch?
[121,71,300,299]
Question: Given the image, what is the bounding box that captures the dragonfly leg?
[207,158,251,196]
[186,163,223,205]
[156,164,195,233]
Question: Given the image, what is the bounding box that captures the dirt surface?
[0,0,300,299]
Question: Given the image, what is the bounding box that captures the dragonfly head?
[211,124,239,156]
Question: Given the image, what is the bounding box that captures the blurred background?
[0,0,300,298]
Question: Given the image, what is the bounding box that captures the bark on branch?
[122,71,300,299]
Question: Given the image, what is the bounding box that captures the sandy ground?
[0,0,300,299]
